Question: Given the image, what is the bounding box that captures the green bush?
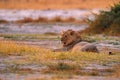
[84,2,120,36]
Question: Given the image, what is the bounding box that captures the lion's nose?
[64,42,66,44]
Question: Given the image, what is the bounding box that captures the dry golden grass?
[0,16,94,24]
[15,17,48,23]
[0,0,119,9]
[0,33,59,41]
[112,65,120,77]
[0,40,120,63]
[0,40,43,55]
[14,16,84,23]
[0,20,8,23]
[0,40,120,78]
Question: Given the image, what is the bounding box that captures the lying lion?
[53,29,99,53]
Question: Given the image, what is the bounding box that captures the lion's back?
[72,42,99,53]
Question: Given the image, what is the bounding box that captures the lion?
[53,29,99,53]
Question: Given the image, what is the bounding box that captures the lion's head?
[61,29,82,47]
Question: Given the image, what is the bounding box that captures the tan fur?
[72,42,99,53]
[61,29,82,47]
[53,29,99,53]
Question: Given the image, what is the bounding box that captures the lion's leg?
[81,44,99,53]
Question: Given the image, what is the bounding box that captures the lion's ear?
[61,30,65,35]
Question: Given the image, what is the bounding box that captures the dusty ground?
[0,23,120,80]
[0,2,120,79]
[0,0,120,9]
[0,34,120,80]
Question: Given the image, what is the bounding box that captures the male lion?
[53,29,99,53]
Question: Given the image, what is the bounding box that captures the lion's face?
[61,29,82,47]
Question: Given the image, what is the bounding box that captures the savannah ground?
[0,26,120,80]
[0,0,120,80]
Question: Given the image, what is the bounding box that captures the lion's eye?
[64,35,67,38]
[70,32,74,35]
